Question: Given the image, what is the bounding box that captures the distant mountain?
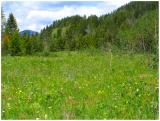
[19,30,38,36]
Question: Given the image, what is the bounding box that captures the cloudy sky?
[2,1,131,32]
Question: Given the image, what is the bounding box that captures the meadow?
[1,50,158,119]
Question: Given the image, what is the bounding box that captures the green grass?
[2,50,159,119]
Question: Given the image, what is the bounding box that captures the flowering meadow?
[1,50,158,119]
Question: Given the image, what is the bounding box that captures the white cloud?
[26,23,46,31]
[26,5,111,23]
[16,18,22,24]
[104,0,131,7]
[3,1,131,32]
[27,24,37,30]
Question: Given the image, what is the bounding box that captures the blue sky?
[2,1,131,32]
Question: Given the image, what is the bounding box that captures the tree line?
[1,1,158,56]
[1,11,41,56]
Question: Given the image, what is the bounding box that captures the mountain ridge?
[19,30,38,36]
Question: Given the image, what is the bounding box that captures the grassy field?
[1,50,159,119]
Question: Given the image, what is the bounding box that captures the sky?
[2,1,131,32]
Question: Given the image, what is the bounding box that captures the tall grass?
[1,50,158,119]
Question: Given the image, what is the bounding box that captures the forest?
[2,2,158,56]
[1,1,159,119]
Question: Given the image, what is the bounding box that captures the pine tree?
[5,13,21,55]
[5,13,19,34]
[8,32,21,56]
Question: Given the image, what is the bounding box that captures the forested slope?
[1,1,158,55]
[39,1,158,53]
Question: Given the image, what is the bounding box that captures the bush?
[152,54,158,69]
[42,50,50,56]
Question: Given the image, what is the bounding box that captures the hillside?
[39,1,158,53]
[2,1,158,56]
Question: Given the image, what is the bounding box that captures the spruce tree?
[5,13,21,55]
[5,13,19,34]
